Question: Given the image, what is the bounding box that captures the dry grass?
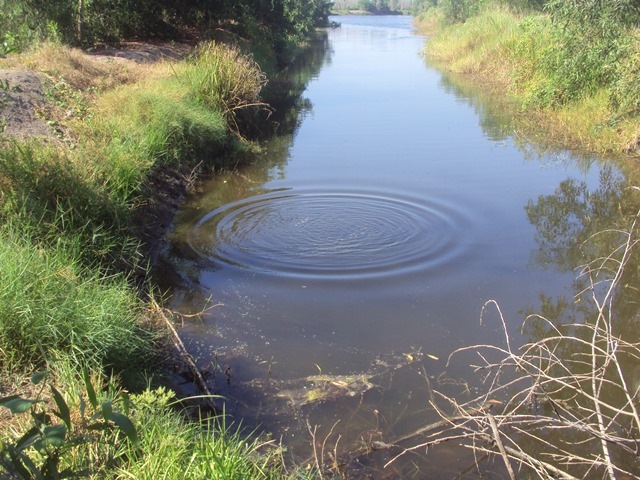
[0,42,154,92]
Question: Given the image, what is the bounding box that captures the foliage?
[0,223,155,370]
[358,0,401,14]
[0,369,138,479]
[0,0,330,60]
[180,41,268,136]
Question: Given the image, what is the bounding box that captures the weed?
[0,369,137,479]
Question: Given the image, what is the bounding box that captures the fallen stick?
[152,299,218,410]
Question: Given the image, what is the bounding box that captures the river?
[162,15,630,478]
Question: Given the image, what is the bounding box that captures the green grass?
[113,391,293,480]
[416,4,640,156]
[0,222,155,371]
[85,78,229,204]
[0,142,141,272]
[0,40,303,480]
[178,41,268,135]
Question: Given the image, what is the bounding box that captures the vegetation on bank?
[0,2,327,478]
[414,0,640,157]
[331,0,411,15]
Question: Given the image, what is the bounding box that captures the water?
[163,16,621,477]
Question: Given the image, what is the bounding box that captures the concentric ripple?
[187,189,470,279]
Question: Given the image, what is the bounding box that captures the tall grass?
[179,41,268,135]
[0,142,142,272]
[0,223,155,371]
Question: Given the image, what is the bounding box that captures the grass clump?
[179,41,268,135]
[0,223,155,372]
[115,390,288,480]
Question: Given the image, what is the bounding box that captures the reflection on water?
[162,15,635,478]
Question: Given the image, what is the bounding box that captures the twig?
[487,413,516,480]
[152,298,218,409]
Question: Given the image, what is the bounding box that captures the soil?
[0,42,203,276]
[0,69,52,139]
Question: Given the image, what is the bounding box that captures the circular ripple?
[188,189,470,279]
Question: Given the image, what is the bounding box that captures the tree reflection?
[525,166,640,340]
[526,167,630,272]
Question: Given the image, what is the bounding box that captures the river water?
[163,16,626,477]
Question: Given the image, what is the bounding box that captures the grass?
[0,222,155,372]
[114,392,290,480]
[416,4,640,157]
[82,78,229,204]
[0,40,300,479]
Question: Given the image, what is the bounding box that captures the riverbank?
[0,40,314,478]
[414,4,640,160]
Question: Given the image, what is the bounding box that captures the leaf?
[0,395,38,414]
[50,386,71,430]
[31,371,48,385]
[7,446,42,480]
[83,368,97,409]
[121,392,131,416]
[101,400,112,421]
[110,412,139,448]
[33,425,67,451]
[14,426,40,451]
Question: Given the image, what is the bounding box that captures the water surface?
[164,15,616,477]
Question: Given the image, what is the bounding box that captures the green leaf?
[121,392,131,416]
[33,425,67,450]
[101,401,112,421]
[50,386,71,430]
[7,446,43,480]
[14,426,40,451]
[0,395,38,414]
[110,412,139,448]
[31,371,48,385]
[83,368,97,409]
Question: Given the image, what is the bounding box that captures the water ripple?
[188,188,471,280]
